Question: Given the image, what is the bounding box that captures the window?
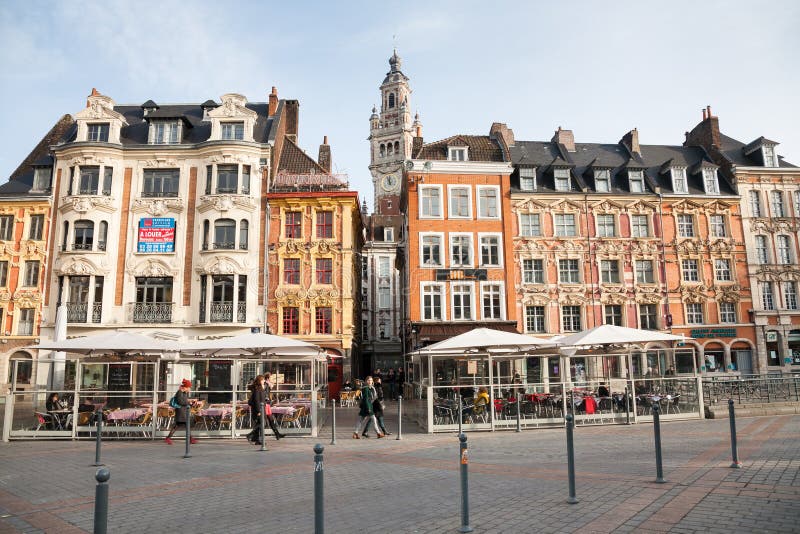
[559,259,580,283]
[221,122,244,140]
[639,304,658,330]
[421,235,443,267]
[554,213,576,237]
[378,286,391,308]
[795,191,800,218]
[703,167,719,194]
[102,167,112,195]
[681,259,699,282]
[143,169,180,197]
[596,214,615,237]
[760,282,774,310]
[594,169,610,192]
[32,167,52,191]
[777,235,792,264]
[378,257,390,277]
[241,165,250,194]
[520,167,536,191]
[719,302,737,323]
[784,282,798,310]
[213,219,236,249]
[562,306,581,332]
[452,284,473,320]
[239,220,248,250]
[87,123,109,142]
[523,259,544,284]
[755,235,769,264]
[17,309,35,336]
[316,258,332,284]
[477,186,499,218]
[520,213,541,237]
[152,121,179,144]
[763,145,777,167]
[554,169,571,192]
[98,221,108,251]
[0,261,7,286]
[422,284,444,320]
[316,211,333,238]
[479,235,501,266]
[282,307,299,334]
[628,170,645,193]
[686,303,703,324]
[631,215,649,238]
[316,307,332,334]
[23,261,39,287]
[78,167,100,195]
[28,214,44,240]
[677,214,694,238]
[600,260,620,283]
[284,258,300,284]
[285,211,302,238]
[450,235,472,267]
[420,186,442,218]
[448,186,470,218]
[0,215,12,240]
[216,165,238,193]
[525,306,545,333]
[237,275,247,322]
[205,165,212,195]
[749,191,762,217]
[771,190,784,217]
[636,260,654,283]
[715,259,732,281]
[448,147,467,161]
[710,215,726,237]
[671,167,688,193]
[384,227,394,242]
[604,305,622,326]
[73,220,94,250]
[481,284,503,320]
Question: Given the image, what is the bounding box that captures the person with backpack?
[165,379,197,445]
[362,376,391,437]
[352,376,384,439]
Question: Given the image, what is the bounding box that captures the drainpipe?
[657,193,672,333]
[584,194,596,328]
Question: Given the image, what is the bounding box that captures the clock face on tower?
[381,174,399,191]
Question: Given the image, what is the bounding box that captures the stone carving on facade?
[511,198,548,213]
[196,256,242,275]
[68,155,107,167]
[131,198,185,216]
[625,199,658,213]
[675,240,704,255]
[701,200,734,214]
[19,240,45,259]
[274,240,307,255]
[548,199,583,212]
[56,258,102,276]
[594,241,626,256]
[554,240,584,253]
[59,195,116,214]
[126,258,178,279]
[716,285,741,303]
[521,293,549,306]
[601,291,628,305]
[680,284,708,303]
[196,194,257,214]
[559,292,587,305]
[629,240,658,255]
[313,241,340,254]
[141,158,179,168]
[12,290,42,308]
[591,199,625,213]
[0,290,11,302]
[514,240,547,253]
[707,239,733,253]
[670,199,705,213]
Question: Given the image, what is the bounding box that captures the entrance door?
[733,351,753,375]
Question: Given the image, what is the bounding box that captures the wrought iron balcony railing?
[130,302,174,323]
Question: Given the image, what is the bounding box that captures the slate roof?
[718,134,796,168]
[414,135,504,162]
[276,137,326,175]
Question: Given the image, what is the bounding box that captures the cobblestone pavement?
[0,407,797,533]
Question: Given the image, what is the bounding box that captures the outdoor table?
[47,410,71,429]
[106,408,149,422]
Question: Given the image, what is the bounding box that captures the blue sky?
[1,1,798,210]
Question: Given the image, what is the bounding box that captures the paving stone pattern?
[0,406,797,533]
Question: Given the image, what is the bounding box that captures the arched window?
[98,221,108,251]
[387,143,393,156]
[62,221,69,251]
[380,144,385,157]
[203,220,210,250]
[239,219,249,250]
[214,219,236,249]
[388,93,395,108]
[73,220,94,250]
[394,141,400,155]
[9,351,32,387]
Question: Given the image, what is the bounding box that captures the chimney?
[490,122,515,153]
[268,86,278,117]
[702,108,707,120]
[285,99,299,142]
[318,135,331,172]
[412,134,423,157]
[87,87,100,107]
[685,105,721,150]
[620,128,641,156]
[551,127,575,152]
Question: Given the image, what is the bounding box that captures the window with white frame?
[604,305,622,326]
[29,214,44,240]
[686,302,704,324]
[448,147,467,161]
[710,215,726,237]
[23,261,39,287]
[671,167,688,193]
[760,281,775,310]
[87,123,109,142]
[525,305,545,333]
[0,215,14,241]
[628,170,645,193]
[763,145,777,167]
[520,167,537,191]
[17,308,35,336]
[702,167,719,194]
[631,214,649,238]
[554,213,577,237]
[420,186,442,218]
[714,259,732,281]
[384,227,394,242]
[421,234,443,267]
[151,120,180,144]
[479,235,501,266]
[451,283,473,320]
[636,260,654,283]
[794,191,800,218]
[522,259,544,284]
[755,235,769,264]
[677,214,695,238]
[783,282,798,310]
[477,186,499,218]
[221,122,244,140]
[639,304,658,330]
[681,259,699,282]
[749,190,762,217]
[719,302,737,323]
[379,257,391,277]
[777,235,792,264]
[448,186,471,218]
[481,284,503,320]
[32,167,52,192]
[559,259,580,283]
[771,190,784,217]
[450,235,472,267]
[520,213,541,237]
[600,260,620,283]
[422,284,444,320]
[594,169,611,192]
[561,305,581,332]
[596,214,615,237]
[378,286,391,309]
[554,168,571,192]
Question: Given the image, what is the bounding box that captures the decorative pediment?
[716,286,741,303]
[12,290,42,308]
[56,258,102,276]
[670,199,704,213]
[675,240,703,255]
[196,195,257,213]
[590,199,625,213]
[625,199,658,213]
[20,240,46,259]
[601,291,628,305]
[520,293,550,306]
[680,284,707,303]
[512,198,550,213]
[75,94,127,123]
[708,239,733,254]
[514,240,547,253]
[636,293,662,304]
[274,240,308,255]
[141,158,179,168]
[594,241,626,256]
[0,290,11,302]
[207,94,258,142]
[131,198,186,216]
[59,195,116,214]
[196,256,243,275]
[126,258,178,278]
[749,219,770,233]
[554,240,584,253]
[559,292,587,305]
[629,240,659,255]
[274,287,307,306]
[548,199,583,212]
[311,241,341,254]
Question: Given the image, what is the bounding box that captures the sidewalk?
[0,412,797,533]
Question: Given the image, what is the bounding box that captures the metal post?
[183,405,192,459]
[516,394,522,432]
[652,403,666,483]
[396,396,403,440]
[458,393,463,435]
[93,468,110,534]
[93,409,104,466]
[259,402,267,452]
[458,434,473,533]
[330,399,336,445]
[728,399,742,468]
[624,386,630,425]
[565,414,578,504]
[314,444,324,534]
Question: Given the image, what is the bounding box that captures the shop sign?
[766,331,779,343]
[137,217,175,253]
[689,327,736,339]
[467,360,477,375]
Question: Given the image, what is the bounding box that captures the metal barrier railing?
[703,375,800,405]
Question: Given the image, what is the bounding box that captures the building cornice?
[408,159,512,175]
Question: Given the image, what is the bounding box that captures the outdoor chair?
[156,406,174,430]
[279,406,305,429]
[34,412,54,432]
[597,397,614,422]
[128,412,153,437]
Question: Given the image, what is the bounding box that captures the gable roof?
[414,134,504,162]
[276,137,326,175]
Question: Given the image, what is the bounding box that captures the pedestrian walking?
[165,379,198,445]
[263,373,285,440]
[362,376,391,436]
[353,376,384,439]
[386,367,397,400]
[247,375,284,445]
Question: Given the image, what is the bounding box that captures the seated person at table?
[474,387,490,407]
[78,397,95,413]
[46,392,62,412]
[598,384,610,397]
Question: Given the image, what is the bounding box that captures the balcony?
[201,301,247,323]
[129,302,174,323]
[62,243,106,252]
[67,302,102,323]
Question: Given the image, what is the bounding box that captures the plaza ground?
[0,407,798,533]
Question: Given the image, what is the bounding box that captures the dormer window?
[448,147,467,161]
[384,228,394,242]
[702,167,719,194]
[763,145,777,167]
[520,167,537,191]
[87,123,109,142]
[221,122,244,141]
[594,169,610,192]
[554,169,571,192]
[32,167,52,192]
[628,170,645,193]
[151,121,181,144]
[671,167,688,193]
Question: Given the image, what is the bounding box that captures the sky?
[1,0,798,210]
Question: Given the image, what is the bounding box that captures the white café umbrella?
[557,324,686,348]
[33,330,178,355]
[421,327,556,353]
[181,332,323,358]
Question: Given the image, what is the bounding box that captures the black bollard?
[396,395,403,440]
[458,434,473,533]
[93,467,110,534]
[93,409,104,466]
[330,399,337,446]
[728,399,741,468]
[314,444,324,534]
[458,393,463,434]
[516,394,522,433]
[565,414,578,504]
[259,402,267,452]
[183,404,192,459]
[652,403,666,483]
[625,386,631,425]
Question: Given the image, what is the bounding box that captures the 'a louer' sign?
[138,218,175,253]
